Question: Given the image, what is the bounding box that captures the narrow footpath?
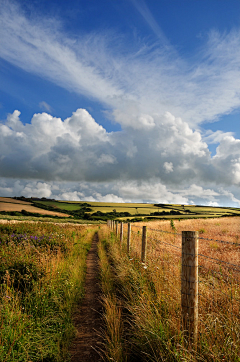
[70,232,103,362]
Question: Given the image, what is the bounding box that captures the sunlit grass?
[99,218,240,361]
[0,222,97,361]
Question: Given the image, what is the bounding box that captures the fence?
[106,220,240,351]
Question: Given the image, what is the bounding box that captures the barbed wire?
[108,223,240,273]
[199,264,238,278]
[198,253,240,271]
[130,224,142,229]
[110,222,239,247]
[199,236,240,247]
[148,235,182,250]
[131,229,142,235]
[198,280,240,304]
[147,227,181,236]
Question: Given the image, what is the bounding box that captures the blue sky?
[0,0,240,206]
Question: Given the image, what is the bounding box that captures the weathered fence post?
[120,222,123,243]
[116,221,118,237]
[141,226,147,262]
[127,223,131,254]
[181,231,198,347]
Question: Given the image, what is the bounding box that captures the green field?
[36,200,84,211]
[1,197,240,221]
[55,200,240,218]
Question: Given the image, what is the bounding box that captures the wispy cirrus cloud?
[39,101,52,112]
[1,1,240,128]
[130,0,170,45]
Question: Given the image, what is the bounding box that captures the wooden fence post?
[141,226,147,262]
[116,221,118,237]
[127,223,131,254]
[120,222,123,243]
[181,231,198,347]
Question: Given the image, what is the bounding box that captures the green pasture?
[29,200,240,219]
[36,200,83,211]
[39,200,164,215]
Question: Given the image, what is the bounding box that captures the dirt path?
[70,232,103,362]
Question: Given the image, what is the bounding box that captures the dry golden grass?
[116,218,240,359]
[0,201,70,217]
[103,219,240,360]
[0,197,31,204]
[128,217,240,265]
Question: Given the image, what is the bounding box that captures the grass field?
[35,200,84,211]
[99,217,240,361]
[0,221,98,361]
[1,211,240,361]
[0,197,70,217]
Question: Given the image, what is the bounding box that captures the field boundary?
[107,220,240,350]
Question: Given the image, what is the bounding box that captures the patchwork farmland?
[1,196,240,222]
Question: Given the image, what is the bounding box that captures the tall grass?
[99,222,240,362]
[98,233,125,362]
[0,222,97,361]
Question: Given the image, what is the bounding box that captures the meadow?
[98,217,240,361]
[0,220,98,361]
[1,199,240,362]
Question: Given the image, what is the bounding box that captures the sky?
[0,0,240,206]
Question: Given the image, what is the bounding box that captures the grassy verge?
[0,222,97,361]
[98,225,240,362]
[98,226,178,362]
[98,232,125,362]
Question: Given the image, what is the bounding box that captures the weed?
[170,219,176,232]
